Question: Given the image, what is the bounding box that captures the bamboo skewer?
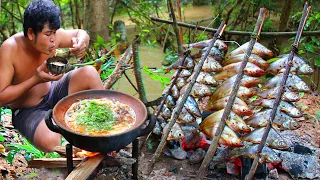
[245,3,311,180]
[145,22,226,176]
[197,8,267,179]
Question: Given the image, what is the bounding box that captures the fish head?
[166,123,185,140]
[272,139,289,150]
[299,64,314,75]
[283,119,301,130]
[283,92,300,102]
[288,81,310,93]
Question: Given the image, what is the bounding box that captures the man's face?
[31,23,57,55]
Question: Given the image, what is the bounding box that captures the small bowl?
[46,56,73,75]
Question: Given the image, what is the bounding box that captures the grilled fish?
[202,109,251,133]
[242,127,289,150]
[180,82,212,98]
[187,71,217,86]
[257,86,300,102]
[206,96,253,116]
[223,53,269,70]
[267,54,313,75]
[213,62,266,81]
[184,39,228,52]
[202,56,223,72]
[226,42,274,59]
[263,73,310,92]
[251,99,303,118]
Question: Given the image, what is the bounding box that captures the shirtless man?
[0,0,104,152]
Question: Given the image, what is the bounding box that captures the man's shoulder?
[0,33,24,54]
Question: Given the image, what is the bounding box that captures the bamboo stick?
[197,8,267,179]
[245,3,311,180]
[150,16,320,37]
[145,22,226,176]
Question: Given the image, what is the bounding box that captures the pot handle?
[45,109,61,134]
[139,114,156,137]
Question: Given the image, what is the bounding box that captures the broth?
[64,98,136,136]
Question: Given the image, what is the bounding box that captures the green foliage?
[291,10,320,67]
[0,134,4,142]
[163,50,178,66]
[0,107,11,123]
[143,66,170,88]
[6,138,60,164]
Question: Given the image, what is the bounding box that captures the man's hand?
[70,37,87,58]
[34,61,63,83]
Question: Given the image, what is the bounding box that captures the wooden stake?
[145,22,226,176]
[245,3,311,180]
[197,8,267,179]
[65,154,104,180]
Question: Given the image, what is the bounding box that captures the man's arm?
[0,40,62,107]
[56,29,90,58]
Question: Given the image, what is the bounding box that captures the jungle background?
[0,0,320,179]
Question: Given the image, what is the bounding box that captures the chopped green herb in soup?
[65,98,136,136]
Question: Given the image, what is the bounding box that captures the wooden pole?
[245,3,311,180]
[150,16,320,37]
[176,0,184,46]
[197,8,267,179]
[145,22,226,176]
[168,0,183,55]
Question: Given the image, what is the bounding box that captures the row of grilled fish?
[153,38,312,168]
[153,39,229,141]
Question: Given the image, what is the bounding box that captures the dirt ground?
[0,92,319,180]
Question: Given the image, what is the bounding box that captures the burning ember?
[75,150,100,157]
[75,150,117,157]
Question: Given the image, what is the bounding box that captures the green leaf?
[0,134,4,142]
[25,173,39,178]
[315,59,320,67]
[304,43,315,52]
[267,57,279,63]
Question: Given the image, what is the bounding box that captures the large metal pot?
[45,89,155,153]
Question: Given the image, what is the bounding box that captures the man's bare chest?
[12,57,46,85]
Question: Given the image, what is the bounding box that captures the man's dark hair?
[23,0,60,37]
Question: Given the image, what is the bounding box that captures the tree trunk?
[279,0,293,32]
[277,0,293,54]
[84,0,110,44]
[74,0,81,28]
[69,1,75,28]
[83,0,90,30]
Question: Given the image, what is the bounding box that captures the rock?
[269,168,279,179]
[189,148,205,164]
[277,150,320,179]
